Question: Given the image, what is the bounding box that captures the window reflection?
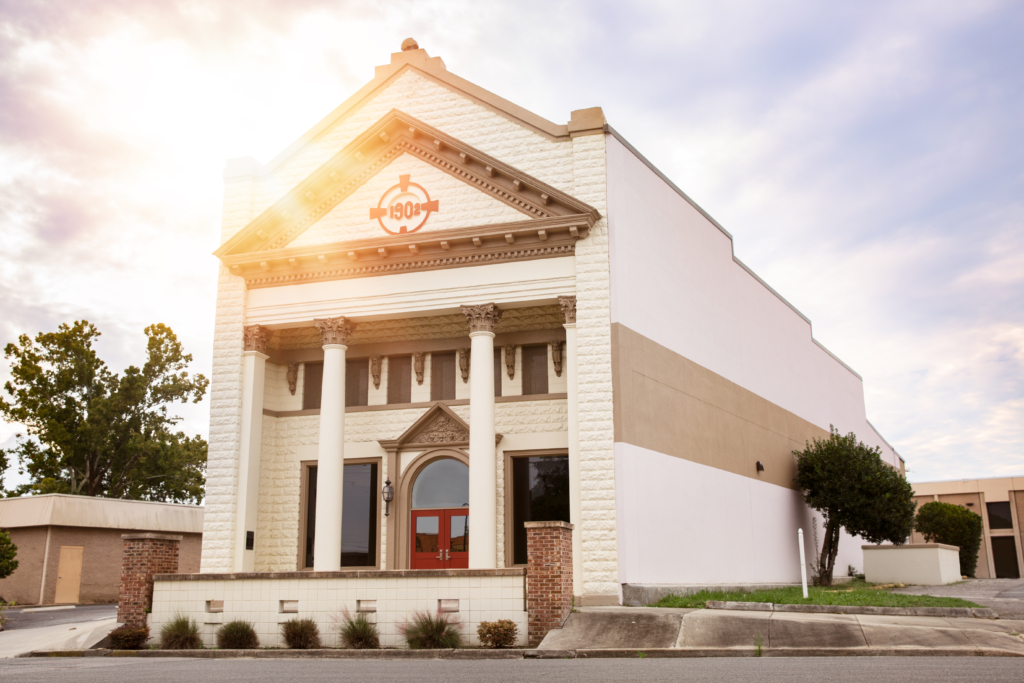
[411,459,469,509]
[512,455,569,564]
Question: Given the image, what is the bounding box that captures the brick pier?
[525,520,574,647]
[117,533,182,628]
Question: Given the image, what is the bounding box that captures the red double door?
[411,508,469,569]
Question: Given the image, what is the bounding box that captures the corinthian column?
[236,325,269,572]
[559,295,583,597]
[461,303,502,569]
[313,316,353,571]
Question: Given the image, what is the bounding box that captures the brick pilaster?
[117,533,182,628]
[525,520,574,647]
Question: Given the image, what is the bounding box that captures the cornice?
[228,216,589,289]
[214,110,600,261]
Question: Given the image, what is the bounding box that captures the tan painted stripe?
[611,323,829,491]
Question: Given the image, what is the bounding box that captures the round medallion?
[369,174,439,235]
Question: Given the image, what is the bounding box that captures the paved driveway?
[2,605,118,631]
[893,579,1024,618]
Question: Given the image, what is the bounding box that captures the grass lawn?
[650,579,981,609]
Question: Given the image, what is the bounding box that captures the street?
[2,657,1023,682]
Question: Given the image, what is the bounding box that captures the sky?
[0,0,1021,486]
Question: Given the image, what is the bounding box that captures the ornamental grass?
[216,620,260,649]
[160,614,202,650]
[281,617,321,649]
[400,611,462,649]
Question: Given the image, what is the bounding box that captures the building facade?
[910,477,1024,579]
[200,40,903,605]
[0,495,203,605]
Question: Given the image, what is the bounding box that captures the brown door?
[54,546,84,604]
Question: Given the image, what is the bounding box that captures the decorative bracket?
[370,356,382,389]
[550,342,563,377]
[413,352,425,385]
[286,363,299,395]
[458,348,470,383]
[504,345,516,380]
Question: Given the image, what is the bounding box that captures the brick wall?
[118,534,182,628]
[525,520,574,647]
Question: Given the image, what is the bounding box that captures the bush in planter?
[281,617,321,649]
[338,611,380,649]
[400,611,462,649]
[915,501,984,577]
[216,620,260,649]
[109,625,150,650]
[160,614,202,650]
[476,619,518,648]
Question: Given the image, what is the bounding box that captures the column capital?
[558,296,577,324]
[243,324,270,354]
[461,303,503,333]
[315,316,354,346]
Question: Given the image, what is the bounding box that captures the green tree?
[0,321,208,503]
[0,530,17,580]
[914,501,983,577]
[794,427,916,586]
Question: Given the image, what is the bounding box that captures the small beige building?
[0,495,203,606]
[910,477,1024,579]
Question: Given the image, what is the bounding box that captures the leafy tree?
[0,321,208,503]
[0,529,17,579]
[914,501,983,577]
[794,427,916,586]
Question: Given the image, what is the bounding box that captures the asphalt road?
[1,605,118,631]
[1,657,1023,682]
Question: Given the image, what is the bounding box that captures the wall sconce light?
[756,461,765,473]
[382,478,394,516]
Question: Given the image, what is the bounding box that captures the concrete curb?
[706,601,996,619]
[21,646,1024,659]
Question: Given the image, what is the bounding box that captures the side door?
[54,546,84,604]
[445,509,469,569]
[410,510,446,569]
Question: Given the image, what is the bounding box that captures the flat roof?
[0,494,203,533]
[912,476,1024,503]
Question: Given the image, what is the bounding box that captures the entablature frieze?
[263,328,566,366]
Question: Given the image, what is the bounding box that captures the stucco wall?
[615,443,864,586]
[604,134,897,466]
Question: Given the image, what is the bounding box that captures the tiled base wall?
[149,571,527,648]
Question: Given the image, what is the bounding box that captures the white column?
[235,325,269,572]
[313,317,352,571]
[560,296,583,597]
[462,304,502,569]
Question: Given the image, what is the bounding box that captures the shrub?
[281,617,321,649]
[401,611,462,649]
[915,501,983,577]
[109,625,150,650]
[477,619,518,648]
[217,620,260,649]
[0,530,18,580]
[338,611,380,649]
[160,614,202,650]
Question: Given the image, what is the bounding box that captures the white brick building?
[201,40,903,606]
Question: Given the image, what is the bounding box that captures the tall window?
[302,362,323,410]
[520,345,549,395]
[387,356,412,404]
[304,463,379,568]
[431,352,456,401]
[346,359,369,407]
[493,348,502,397]
[987,502,1014,530]
[511,454,569,565]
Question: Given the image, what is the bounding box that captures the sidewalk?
[537,606,1024,656]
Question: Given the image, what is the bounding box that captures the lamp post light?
[382,478,394,517]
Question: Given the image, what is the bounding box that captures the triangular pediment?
[377,402,502,451]
[288,153,527,248]
[215,111,599,288]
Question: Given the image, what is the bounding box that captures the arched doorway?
[409,458,469,569]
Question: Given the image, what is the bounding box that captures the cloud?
[0,0,1021,484]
